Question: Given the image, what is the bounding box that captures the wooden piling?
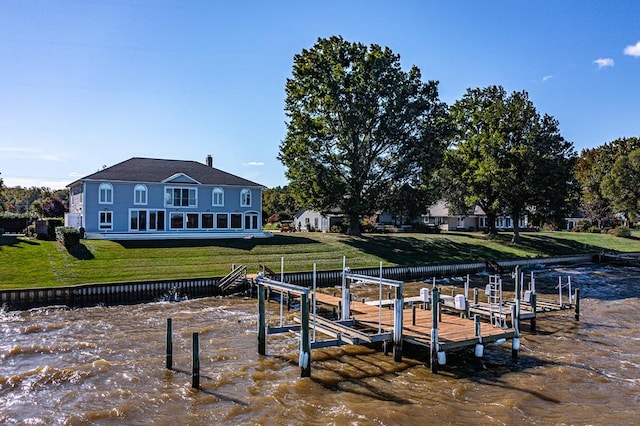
[166,318,173,370]
[393,285,403,362]
[300,292,311,377]
[574,288,580,321]
[473,287,479,305]
[530,293,537,332]
[412,305,416,325]
[258,284,266,355]
[430,287,440,374]
[192,332,200,389]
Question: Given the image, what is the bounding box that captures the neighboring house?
[65,156,269,240]
[421,201,527,231]
[293,209,345,232]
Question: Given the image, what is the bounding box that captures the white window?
[245,212,259,230]
[212,187,224,206]
[99,211,113,230]
[134,184,147,205]
[240,188,251,207]
[99,183,113,204]
[165,187,197,207]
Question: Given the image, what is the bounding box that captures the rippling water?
[1,265,639,425]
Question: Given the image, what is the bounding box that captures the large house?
[65,156,269,240]
[422,200,527,231]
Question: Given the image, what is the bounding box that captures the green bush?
[588,226,601,233]
[55,226,81,249]
[609,226,631,238]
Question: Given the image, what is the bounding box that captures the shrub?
[588,226,601,234]
[609,226,631,238]
[55,226,81,249]
[576,219,591,232]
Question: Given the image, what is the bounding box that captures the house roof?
[68,157,263,188]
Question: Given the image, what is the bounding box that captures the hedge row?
[55,226,81,249]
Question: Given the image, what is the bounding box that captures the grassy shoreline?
[1,231,639,289]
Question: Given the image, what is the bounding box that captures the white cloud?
[624,40,640,57]
[242,161,264,167]
[542,75,553,82]
[3,176,69,189]
[593,58,614,69]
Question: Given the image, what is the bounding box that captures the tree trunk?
[347,213,361,236]
[511,211,521,244]
[486,212,498,237]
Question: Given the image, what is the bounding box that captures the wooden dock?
[314,292,514,352]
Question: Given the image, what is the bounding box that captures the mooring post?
[393,285,403,362]
[412,305,416,325]
[430,287,440,373]
[300,292,311,378]
[473,287,479,305]
[192,332,200,389]
[574,288,581,321]
[166,318,173,370]
[258,283,266,356]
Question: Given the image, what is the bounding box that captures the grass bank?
[1,231,639,289]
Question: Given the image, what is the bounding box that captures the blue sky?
[1,0,639,190]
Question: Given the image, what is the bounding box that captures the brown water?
[1,265,639,425]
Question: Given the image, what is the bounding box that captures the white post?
[558,276,563,305]
[465,275,469,300]
[568,276,572,304]
[531,271,535,293]
[341,262,350,322]
[520,272,524,299]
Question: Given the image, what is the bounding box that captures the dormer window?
[240,188,251,207]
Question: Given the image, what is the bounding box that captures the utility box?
[420,287,431,303]
[454,294,466,310]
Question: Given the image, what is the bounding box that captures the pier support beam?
[574,288,581,321]
[393,285,403,362]
[430,288,440,374]
[530,293,537,332]
[258,284,266,355]
[300,292,311,377]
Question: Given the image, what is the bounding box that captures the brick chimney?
[206,155,213,167]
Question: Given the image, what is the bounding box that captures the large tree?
[601,148,640,223]
[445,86,578,243]
[444,86,509,236]
[576,137,640,227]
[279,36,448,235]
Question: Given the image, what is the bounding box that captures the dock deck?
[313,292,514,351]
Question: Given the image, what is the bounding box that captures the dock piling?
[574,288,580,321]
[430,287,440,373]
[258,283,266,355]
[166,318,173,370]
[192,332,200,389]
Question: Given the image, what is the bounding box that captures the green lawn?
[1,231,639,289]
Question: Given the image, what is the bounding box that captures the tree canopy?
[444,86,578,242]
[576,137,640,227]
[279,36,449,235]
